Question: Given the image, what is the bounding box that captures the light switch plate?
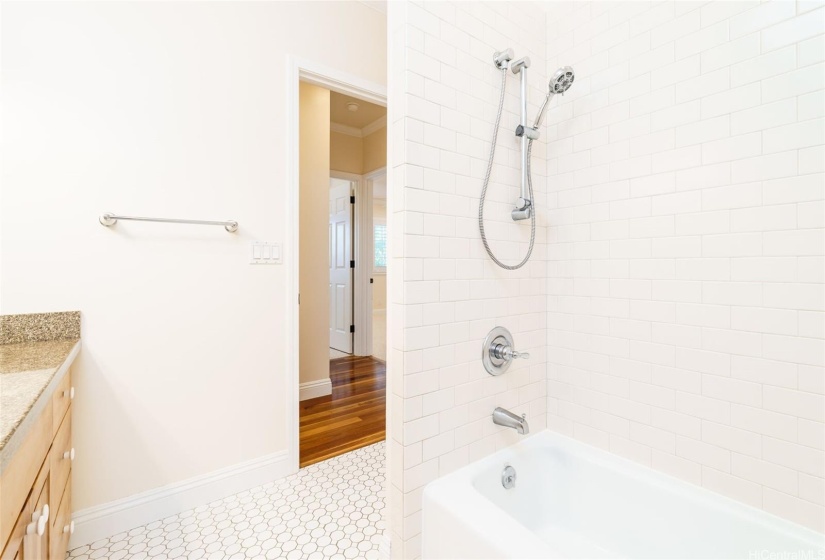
[251,242,282,264]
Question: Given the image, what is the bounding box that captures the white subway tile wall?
[388,1,548,557]
[544,0,825,533]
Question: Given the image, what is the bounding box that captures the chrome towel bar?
[99,213,238,233]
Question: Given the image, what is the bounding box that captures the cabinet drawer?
[1,456,49,560]
[50,478,72,560]
[49,410,72,525]
[52,370,73,434]
[0,405,52,550]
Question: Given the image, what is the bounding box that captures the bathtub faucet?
[492,407,529,435]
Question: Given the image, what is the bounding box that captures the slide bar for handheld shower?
[519,63,528,215]
[511,57,532,221]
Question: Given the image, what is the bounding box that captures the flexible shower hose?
[478,67,536,270]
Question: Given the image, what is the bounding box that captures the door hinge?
[350,325,355,333]
[350,260,355,268]
[350,195,355,204]
[370,278,374,284]
[298,293,300,304]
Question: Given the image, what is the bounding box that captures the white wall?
[544,1,825,532]
[388,1,548,557]
[0,0,386,514]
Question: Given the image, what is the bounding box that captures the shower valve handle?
[508,348,530,360]
[483,327,527,375]
[492,343,529,361]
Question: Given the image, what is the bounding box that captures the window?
[373,222,387,272]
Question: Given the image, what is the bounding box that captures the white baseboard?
[70,449,291,549]
[299,378,332,401]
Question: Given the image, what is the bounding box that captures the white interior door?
[329,178,353,353]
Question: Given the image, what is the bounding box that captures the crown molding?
[330,122,363,138]
[331,115,386,139]
[362,115,387,137]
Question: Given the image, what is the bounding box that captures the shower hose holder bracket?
[512,200,532,221]
[515,124,540,140]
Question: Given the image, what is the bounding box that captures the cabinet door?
[1,458,50,560]
[1,507,28,560]
[1,477,49,560]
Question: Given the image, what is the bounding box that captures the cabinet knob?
[26,504,49,536]
[63,387,75,400]
[64,521,75,535]
[64,448,75,461]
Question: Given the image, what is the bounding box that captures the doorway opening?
[297,82,387,468]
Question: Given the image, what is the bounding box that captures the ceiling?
[330,91,386,129]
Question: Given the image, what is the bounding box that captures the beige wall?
[329,125,386,175]
[0,0,386,517]
[363,126,387,174]
[299,83,331,386]
[372,276,387,310]
[330,131,363,174]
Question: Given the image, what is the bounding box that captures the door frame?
[286,56,386,472]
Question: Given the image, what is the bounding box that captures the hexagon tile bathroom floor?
[68,442,386,560]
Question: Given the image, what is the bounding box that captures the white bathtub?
[422,430,824,559]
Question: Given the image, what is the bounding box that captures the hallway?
[299,356,386,467]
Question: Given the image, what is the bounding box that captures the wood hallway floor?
[299,355,386,467]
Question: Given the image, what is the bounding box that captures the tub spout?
[492,407,529,435]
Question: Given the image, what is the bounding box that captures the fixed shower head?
[533,65,575,128]
[549,66,575,95]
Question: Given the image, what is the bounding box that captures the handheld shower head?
[549,66,575,95]
[533,65,575,128]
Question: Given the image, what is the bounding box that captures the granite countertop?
[0,338,81,454]
[0,311,81,471]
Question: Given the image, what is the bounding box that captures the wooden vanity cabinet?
[1,460,50,560]
[0,369,73,560]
